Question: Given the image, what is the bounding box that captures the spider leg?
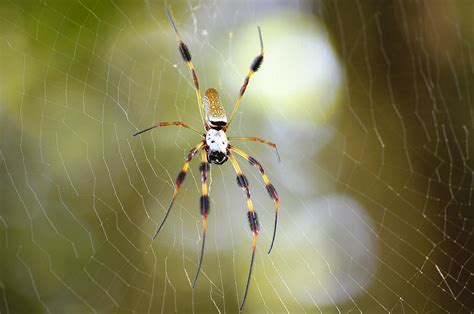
[165,8,207,127]
[230,146,279,254]
[133,121,203,136]
[193,149,210,287]
[228,136,280,162]
[225,27,264,130]
[152,141,204,240]
[228,153,259,310]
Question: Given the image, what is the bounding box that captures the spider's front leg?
[225,26,264,129]
[228,153,259,310]
[165,8,206,127]
[193,148,210,287]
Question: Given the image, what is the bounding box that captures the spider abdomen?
[203,88,227,128]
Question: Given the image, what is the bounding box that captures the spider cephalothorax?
[205,128,228,164]
[133,8,279,310]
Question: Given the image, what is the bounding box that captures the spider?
[134,9,279,310]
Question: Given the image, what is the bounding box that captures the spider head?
[206,129,228,165]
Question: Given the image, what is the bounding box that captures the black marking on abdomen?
[247,211,259,232]
[179,42,192,62]
[200,195,210,215]
[210,121,227,126]
[209,121,227,130]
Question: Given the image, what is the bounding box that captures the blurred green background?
[1,0,473,312]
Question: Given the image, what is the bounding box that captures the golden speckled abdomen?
[203,88,227,128]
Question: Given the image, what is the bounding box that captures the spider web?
[1,0,473,312]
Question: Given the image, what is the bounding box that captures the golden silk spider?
[133,9,279,310]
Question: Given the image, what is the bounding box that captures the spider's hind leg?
[193,148,210,287]
[228,153,259,310]
[230,145,279,254]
